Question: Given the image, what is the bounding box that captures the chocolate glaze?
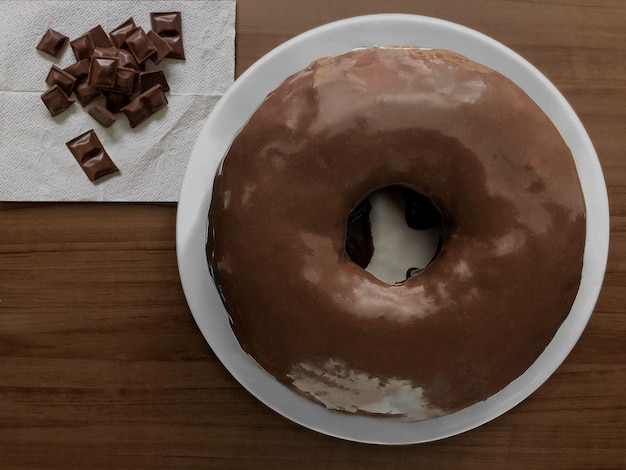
[345,197,374,269]
[207,48,586,419]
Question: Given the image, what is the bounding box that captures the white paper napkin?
[0,0,235,201]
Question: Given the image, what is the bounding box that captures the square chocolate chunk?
[117,48,143,71]
[88,104,117,128]
[88,56,118,88]
[109,17,136,48]
[150,12,185,60]
[45,65,77,96]
[87,25,113,48]
[41,85,75,116]
[146,30,172,65]
[121,84,168,128]
[125,27,157,64]
[36,29,68,58]
[74,81,102,107]
[103,91,131,114]
[138,70,169,93]
[70,33,94,61]
[66,129,119,181]
[113,67,136,95]
[93,46,120,58]
[64,59,91,81]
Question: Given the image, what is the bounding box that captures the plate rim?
[176,13,610,445]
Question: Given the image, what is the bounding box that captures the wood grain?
[1,1,625,468]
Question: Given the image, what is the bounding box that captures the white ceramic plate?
[176,14,609,444]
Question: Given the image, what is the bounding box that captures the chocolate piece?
[150,12,185,60]
[125,27,157,64]
[74,81,101,106]
[66,129,118,181]
[64,58,100,106]
[70,33,94,61]
[109,17,136,48]
[41,85,75,116]
[146,30,172,65]
[117,48,143,71]
[113,67,135,95]
[87,25,113,48]
[45,65,77,96]
[36,29,68,58]
[88,104,117,128]
[91,49,138,92]
[88,56,118,88]
[138,70,169,93]
[103,91,131,113]
[121,84,168,128]
[93,46,120,58]
[64,59,91,81]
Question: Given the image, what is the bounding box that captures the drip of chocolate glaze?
[344,198,374,269]
[402,187,446,278]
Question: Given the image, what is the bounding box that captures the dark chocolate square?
[74,81,102,107]
[66,129,119,181]
[93,46,120,58]
[138,70,169,93]
[45,65,77,96]
[41,85,75,116]
[88,104,117,128]
[125,27,157,64]
[103,91,131,113]
[88,56,118,88]
[121,84,168,128]
[150,12,185,60]
[36,29,68,58]
[117,48,143,71]
[109,17,136,48]
[113,67,136,95]
[87,25,113,48]
[64,59,91,81]
[146,30,172,65]
[70,33,94,61]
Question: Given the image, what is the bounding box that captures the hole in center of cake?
[345,185,445,284]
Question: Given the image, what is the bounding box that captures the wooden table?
[1,1,624,468]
